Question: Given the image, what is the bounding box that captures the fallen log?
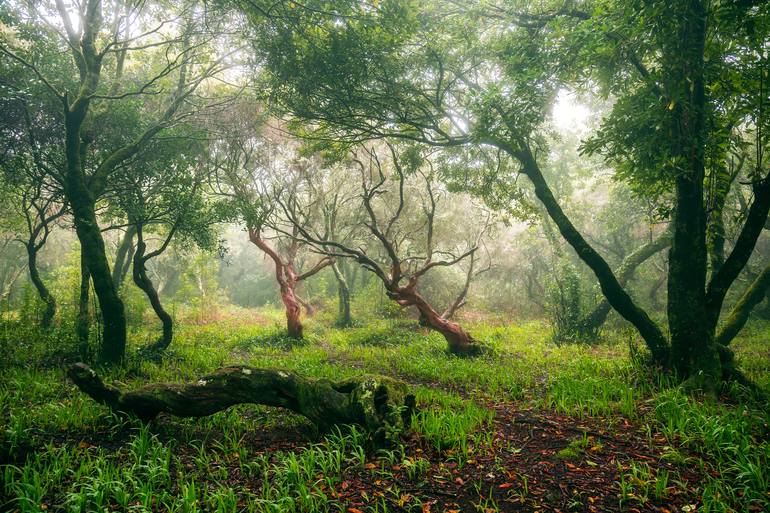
[68,363,415,444]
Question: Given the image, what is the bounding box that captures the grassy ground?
[1,308,768,512]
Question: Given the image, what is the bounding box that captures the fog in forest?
[1,1,768,512]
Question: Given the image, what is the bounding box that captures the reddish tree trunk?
[394,286,480,356]
[281,280,304,338]
[248,228,332,339]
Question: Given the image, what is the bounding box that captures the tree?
[1,0,234,363]
[111,225,136,293]
[110,135,222,352]
[12,182,66,328]
[213,130,334,338]
[247,0,770,387]
[0,32,68,328]
[283,144,485,356]
[0,130,67,330]
[69,362,415,445]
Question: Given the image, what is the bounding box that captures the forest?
[0,0,768,512]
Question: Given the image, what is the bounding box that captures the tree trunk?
[77,255,91,361]
[70,198,127,364]
[68,363,416,445]
[332,263,352,327]
[133,238,173,352]
[393,287,481,356]
[512,146,671,364]
[715,264,770,346]
[112,226,136,292]
[282,281,304,339]
[248,228,322,339]
[26,243,56,328]
[664,1,721,385]
[62,63,127,365]
[579,228,672,335]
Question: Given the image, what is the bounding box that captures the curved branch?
[296,257,335,282]
[715,263,770,346]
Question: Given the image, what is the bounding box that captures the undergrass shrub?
[653,388,770,512]
[332,321,424,348]
[0,319,80,369]
[412,388,494,463]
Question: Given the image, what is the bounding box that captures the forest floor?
[1,307,769,512]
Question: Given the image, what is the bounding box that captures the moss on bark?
[68,363,416,445]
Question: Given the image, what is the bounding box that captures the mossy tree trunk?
[68,190,127,364]
[132,224,174,352]
[579,227,672,337]
[715,264,770,346]
[68,363,415,444]
[112,226,136,292]
[26,243,56,329]
[332,263,352,327]
[77,254,91,361]
[20,201,65,330]
[60,9,128,364]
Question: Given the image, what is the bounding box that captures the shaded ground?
[3,384,707,513]
[2,368,708,510]
[329,404,703,513]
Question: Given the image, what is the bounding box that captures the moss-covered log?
[68,363,415,444]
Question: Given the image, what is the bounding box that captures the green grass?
[1,311,769,512]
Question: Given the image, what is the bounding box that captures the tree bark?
[68,363,416,444]
[77,254,91,361]
[715,263,770,346]
[391,286,481,356]
[663,1,722,385]
[112,226,136,292]
[25,243,56,328]
[69,195,127,364]
[282,283,304,338]
[64,87,127,364]
[332,263,352,327]
[132,236,173,352]
[579,228,672,335]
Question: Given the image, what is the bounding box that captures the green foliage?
[1,310,769,512]
[545,261,593,344]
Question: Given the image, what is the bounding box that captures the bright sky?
[551,89,591,134]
